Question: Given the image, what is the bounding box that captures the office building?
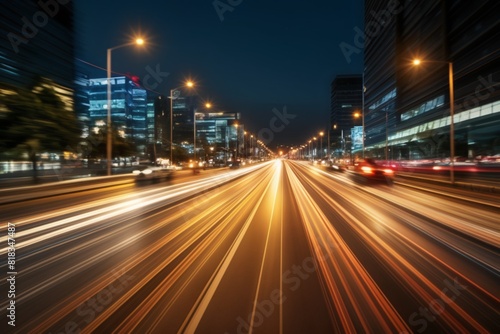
[330,75,363,157]
[171,93,199,151]
[195,112,242,160]
[0,1,75,126]
[364,0,499,160]
[88,75,149,156]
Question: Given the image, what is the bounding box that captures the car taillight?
[361,166,373,174]
[383,169,394,174]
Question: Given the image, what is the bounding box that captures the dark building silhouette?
[331,75,363,133]
[330,75,363,157]
[172,93,200,155]
[1,2,75,88]
[0,1,75,117]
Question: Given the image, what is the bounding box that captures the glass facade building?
[0,2,74,88]
[172,93,199,149]
[196,112,242,159]
[364,0,499,161]
[196,112,240,146]
[88,76,149,156]
[0,1,75,126]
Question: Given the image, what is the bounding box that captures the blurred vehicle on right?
[348,158,395,185]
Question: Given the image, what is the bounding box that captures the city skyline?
[75,0,365,147]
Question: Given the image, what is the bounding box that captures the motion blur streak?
[286,162,490,332]
[0,160,497,333]
[284,162,409,333]
[181,160,282,334]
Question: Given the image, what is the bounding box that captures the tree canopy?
[0,78,81,165]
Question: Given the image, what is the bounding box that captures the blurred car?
[349,158,395,185]
[133,167,173,184]
[329,159,348,172]
[229,159,241,169]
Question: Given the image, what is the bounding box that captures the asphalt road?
[1,160,498,333]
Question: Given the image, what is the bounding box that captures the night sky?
[75,0,364,147]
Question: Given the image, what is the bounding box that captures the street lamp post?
[234,123,239,159]
[194,102,212,162]
[169,81,194,166]
[413,59,455,184]
[250,134,254,159]
[353,110,365,159]
[332,124,338,160]
[319,131,324,160]
[313,137,317,161]
[106,38,144,176]
[362,73,365,158]
[327,127,331,161]
[193,109,197,162]
[244,131,247,159]
[449,61,455,184]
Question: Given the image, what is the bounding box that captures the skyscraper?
[0,1,75,119]
[88,76,149,156]
[330,75,363,157]
[364,0,499,160]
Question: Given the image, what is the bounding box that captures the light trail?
[1,159,497,333]
[284,162,411,332]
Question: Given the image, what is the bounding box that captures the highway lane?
[0,159,498,333]
[286,161,499,333]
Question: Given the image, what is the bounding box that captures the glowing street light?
[250,134,254,159]
[244,131,248,159]
[319,131,324,160]
[194,100,212,161]
[413,58,455,184]
[234,123,239,159]
[169,81,195,165]
[313,137,317,160]
[352,109,365,158]
[106,37,145,176]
